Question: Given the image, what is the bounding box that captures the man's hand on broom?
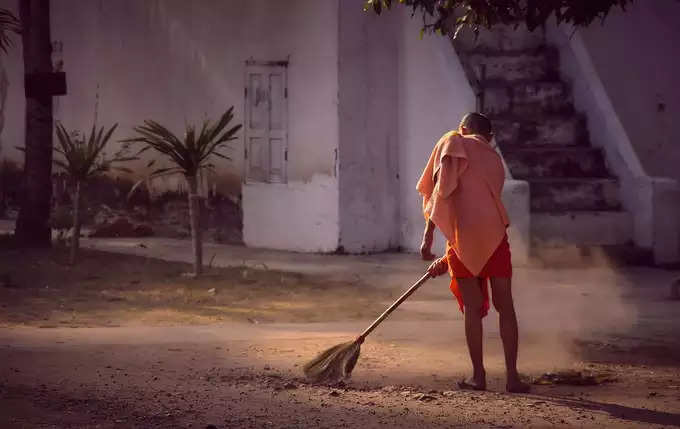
[427,256,449,278]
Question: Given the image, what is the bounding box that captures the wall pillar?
[502,179,530,266]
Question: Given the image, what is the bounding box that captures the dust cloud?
[511,261,640,370]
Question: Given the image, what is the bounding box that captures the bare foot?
[506,379,531,393]
[458,377,486,391]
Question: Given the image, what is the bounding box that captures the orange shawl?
[416,132,509,276]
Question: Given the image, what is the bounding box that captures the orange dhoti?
[446,234,512,318]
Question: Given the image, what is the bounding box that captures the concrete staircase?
[454,25,644,262]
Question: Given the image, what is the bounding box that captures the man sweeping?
[417,112,530,393]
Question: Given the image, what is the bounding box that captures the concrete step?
[468,48,558,83]
[456,23,546,53]
[531,211,633,246]
[484,82,573,117]
[529,178,622,212]
[493,115,588,147]
[502,147,608,178]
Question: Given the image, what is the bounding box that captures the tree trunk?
[69,180,80,265]
[187,175,202,276]
[15,0,53,247]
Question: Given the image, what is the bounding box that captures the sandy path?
[2,321,680,428]
[1,239,679,427]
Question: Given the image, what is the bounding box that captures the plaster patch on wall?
[337,0,400,253]
[242,174,339,253]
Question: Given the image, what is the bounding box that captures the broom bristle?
[303,340,362,384]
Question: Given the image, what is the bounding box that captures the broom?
[303,273,431,383]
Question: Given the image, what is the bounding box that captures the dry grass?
[0,246,395,327]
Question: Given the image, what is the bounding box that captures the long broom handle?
[358,273,431,341]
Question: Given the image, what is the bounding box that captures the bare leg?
[457,277,486,390]
[490,277,530,393]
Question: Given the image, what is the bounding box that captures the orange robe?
[416,132,510,316]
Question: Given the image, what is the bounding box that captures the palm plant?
[0,8,20,55]
[124,107,242,276]
[53,122,134,264]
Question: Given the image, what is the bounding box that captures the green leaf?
[127,179,147,200]
[453,22,465,39]
[366,0,633,38]
[149,167,181,176]
[211,152,231,161]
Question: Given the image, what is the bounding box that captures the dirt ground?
[1,246,680,428]
[0,247,400,328]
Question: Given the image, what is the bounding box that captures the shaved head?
[459,112,493,141]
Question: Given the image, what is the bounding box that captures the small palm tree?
[0,8,20,55]
[53,122,134,264]
[124,107,242,276]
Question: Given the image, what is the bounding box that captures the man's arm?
[421,156,458,260]
[420,219,436,261]
[420,168,439,261]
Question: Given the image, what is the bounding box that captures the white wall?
[241,0,341,252]
[547,0,680,184]
[337,0,400,253]
[242,174,339,252]
[546,1,680,261]
[574,1,680,184]
[0,1,535,256]
[0,0,339,196]
[1,0,343,253]
[397,12,476,254]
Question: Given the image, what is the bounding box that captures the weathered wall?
[563,1,680,183]
[242,175,339,252]
[1,1,534,255]
[240,0,340,252]
[397,13,476,255]
[1,0,342,252]
[337,0,400,253]
[0,0,339,197]
[546,1,680,261]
